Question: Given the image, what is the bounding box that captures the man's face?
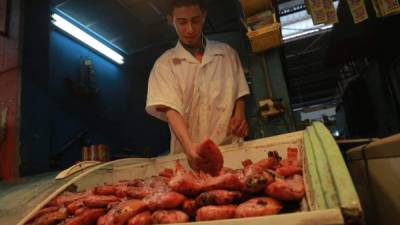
[170,5,206,47]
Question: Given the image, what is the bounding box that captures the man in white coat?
[146,0,250,170]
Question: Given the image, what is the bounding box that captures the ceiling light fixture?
[51,13,124,65]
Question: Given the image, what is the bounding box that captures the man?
[146,0,250,170]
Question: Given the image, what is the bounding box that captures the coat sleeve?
[146,63,183,122]
[231,48,250,100]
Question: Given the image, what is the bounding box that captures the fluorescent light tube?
[51,14,124,65]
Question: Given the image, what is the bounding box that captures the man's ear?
[167,15,173,26]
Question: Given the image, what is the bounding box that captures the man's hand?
[165,108,211,171]
[229,97,248,138]
[185,142,207,171]
[185,139,224,175]
[229,116,248,137]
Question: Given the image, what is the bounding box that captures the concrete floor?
[0,171,73,224]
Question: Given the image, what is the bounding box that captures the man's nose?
[187,22,194,33]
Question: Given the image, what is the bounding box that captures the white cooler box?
[0,122,362,225]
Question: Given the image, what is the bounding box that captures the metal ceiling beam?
[205,17,217,33]
[289,70,339,82]
[289,82,338,91]
[292,97,336,109]
[54,0,72,8]
[147,1,164,16]
[285,47,326,59]
[287,60,324,70]
[291,89,337,102]
[289,74,338,84]
[279,4,306,16]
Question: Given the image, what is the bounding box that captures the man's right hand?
[165,108,204,170]
[185,139,224,175]
[185,142,207,171]
[164,109,221,173]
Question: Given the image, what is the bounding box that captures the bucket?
[82,144,110,162]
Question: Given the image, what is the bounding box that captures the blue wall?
[34,30,171,170]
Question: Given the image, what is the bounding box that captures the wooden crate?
[240,0,273,18]
[240,6,282,53]
[247,22,282,53]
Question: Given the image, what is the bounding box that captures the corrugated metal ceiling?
[54,0,241,55]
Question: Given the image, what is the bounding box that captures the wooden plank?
[304,130,327,210]
[312,122,362,222]
[348,134,400,159]
[336,138,379,144]
[163,209,343,225]
[220,130,304,153]
[306,125,340,209]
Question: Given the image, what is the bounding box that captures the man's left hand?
[229,116,248,138]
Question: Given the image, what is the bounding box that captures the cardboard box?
[347,133,400,225]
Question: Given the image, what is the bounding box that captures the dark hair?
[167,0,206,14]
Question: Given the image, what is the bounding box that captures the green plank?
[312,122,362,219]
[306,125,340,209]
[304,130,328,210]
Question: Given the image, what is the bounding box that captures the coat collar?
[173,37,225,64]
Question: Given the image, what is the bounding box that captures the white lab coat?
[146,39,250,154]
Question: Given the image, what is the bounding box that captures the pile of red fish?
[26,147,304,225]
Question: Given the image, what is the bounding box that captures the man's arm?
[164,108,205,170]
[228,46,249,138]
[229,97,248,137]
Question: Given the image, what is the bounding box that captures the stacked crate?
[240,0,282,53]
